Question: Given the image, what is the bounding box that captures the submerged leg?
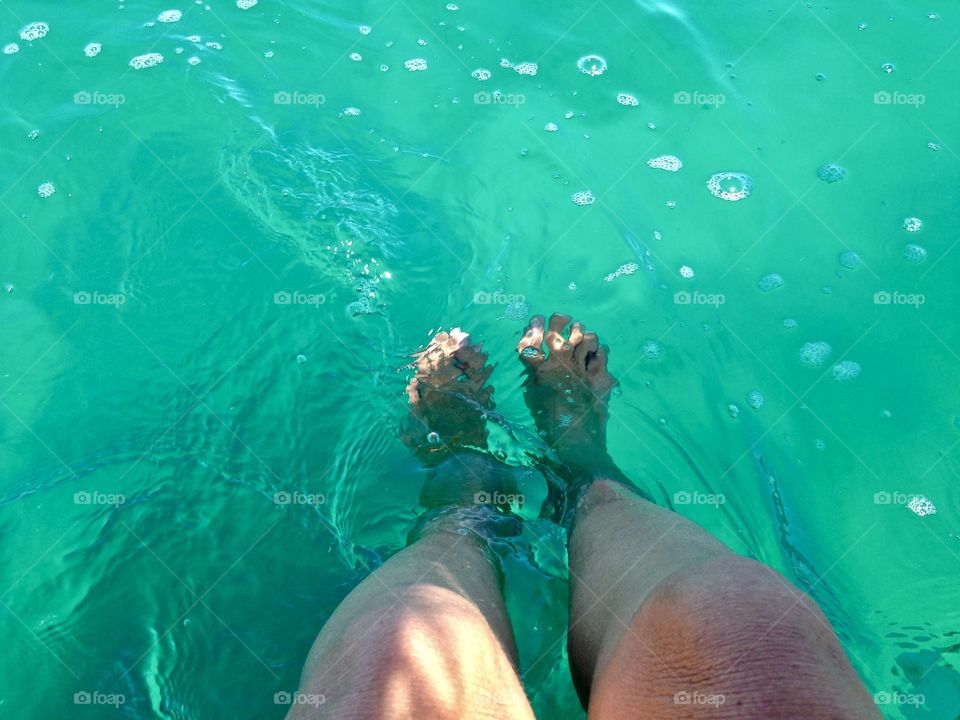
[289,329,534,719]
[517,313,879,719]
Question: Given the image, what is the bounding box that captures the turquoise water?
[2,1,959,717]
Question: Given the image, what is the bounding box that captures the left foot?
[403,329,523,540]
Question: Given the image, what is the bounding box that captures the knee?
[590,556,876,718]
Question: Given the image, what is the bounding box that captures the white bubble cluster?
[471,68,490,81]
[2,43,19,55]
[907,495,936,517]
[641,340,663,359]
[903,216,922,233]
[499,57,512,69]
[816,162,846,183]
[603,263,639,282]
[186,34,201,42]
[514,62,538,76]
[129,52,164,69]
[236,0,258,8]
[577,54,606,76]
[647,155,682,172]
[158,9,182,22]
[904,244,927,263]
[37,182,56,198]
[504,301,530,322]
[187,55,200,65]
[571,190,596,206]
[746,389,765,409]
[20,22,49,41]
[206,41,222,50]
[83,42,102,57]
[707,172,752,201]
[341,107,361,116]
[839,251,861,269]
[758,272,783,291]
[616,92,638,106]
[446,3,459,9]
[544,122,558,132]
[404,57,428,71]
[831,360,861,382]
[349,52,362,61]
[359,24,372,35]
[679,265,694,279]
[799,341,832,367]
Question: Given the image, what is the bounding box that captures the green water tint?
[1,0,959,717]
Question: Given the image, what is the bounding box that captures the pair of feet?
[403,313,624,535]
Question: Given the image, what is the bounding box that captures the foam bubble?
[379,63,388,71]
[417,38,428,46]
[928,142,940,151]
[404,57,428,71]
[728,403,740,418]
[341,107,361,116]
[2,43,19,55]
[679,265,694,279]
[349,52,362,61]
[817,162,846,183]
[707,172,752,201]
[83,42,102,57]
[503,301,530,322]
[839,251,861,269]
[514,62,537,76]
[603,263,639,282]
[158,9,182,22]
[746,389,765,409]
[904,244,927,263]
[831,360,861,382]
[186,34,201,42]
[799,341,832,367]
[903,216,922,233]
[642,340,663,360]
[446,3,459,9]
[577,54,606,76]
[19,22,49,41]
[471,68,490,81]
[359,24,372,35]
[499,57,513,69]
[544,122,558,132]
[783,318,798,329]
[37,182,56,198]
[881,62,895,74]
[187,55,200,65]
[758,272,783,291]
[616,92,638,106]
[647,155,682,172]
[571,190,595,206]
[129,52,164,69]
[907,495,936,517]
[236,0,257,8]
[206,41,222,50]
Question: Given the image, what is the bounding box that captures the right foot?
[516,313,621,472]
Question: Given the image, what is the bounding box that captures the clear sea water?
[1,2,958,718]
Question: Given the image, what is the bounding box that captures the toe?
[573,332,599,368]
[587,344,609,375]
[517,315,546,367]
[545,312,573,356]
[568,321,585,347]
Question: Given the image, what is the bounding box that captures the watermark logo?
[74,491,125,507]
[674,491,725,507]
[474,90,525,107]
[74,691,125,708]
[274,491,326,506]
[874,91,924,107]
[474,490,525,507]
[274,691,326,707]
[74,291,126,306]
[674,290,725,307]
[673,690,726,707]
[273,90,325,107]
[874,691,925,707]
[474,291,525,305]
[274,291,326,307]
[873,290,924,307]
[674,90,725,106]
[74,90,125,107]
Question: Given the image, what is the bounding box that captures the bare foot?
[517,313,616,465]
[403,329,523,538]
[403,328,495,459]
